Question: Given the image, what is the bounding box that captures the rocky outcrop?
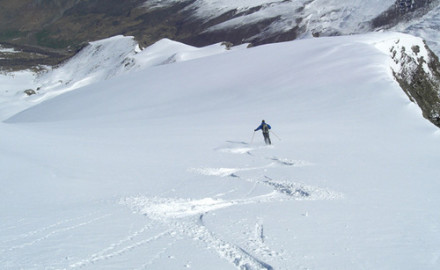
[388,38,440,127]
[24,89,36,96]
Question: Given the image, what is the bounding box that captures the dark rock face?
[0,42,75,72]
[371,0,436,29]
[390,40,440,127]
[24,89,36,96]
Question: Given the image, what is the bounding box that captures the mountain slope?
[1,32,440,270]
[1,0,440,71]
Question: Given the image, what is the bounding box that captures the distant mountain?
[0,0,439,70]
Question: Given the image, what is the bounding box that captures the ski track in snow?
[1,213,175,270]
[132,237,179,270]
[0,141,342,269]
[0,213,112,254]
[175,218,275,270]
[66,223,172,269]
[0,219,26,235]
[121,141,343,270]
[0,212,101,245]
[268,156,314,167]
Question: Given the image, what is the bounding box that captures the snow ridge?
[34,36,237,101]
[0,36,245,121]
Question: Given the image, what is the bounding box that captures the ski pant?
[263,132,271,145]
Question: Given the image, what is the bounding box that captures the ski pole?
[270,130,281,141]
[251,131,255,144]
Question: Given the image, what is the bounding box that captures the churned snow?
[1,32,440,270]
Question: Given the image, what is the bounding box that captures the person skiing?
[254,120,271,145]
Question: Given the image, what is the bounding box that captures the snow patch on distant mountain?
[141,0,440,57]
[391,3,440,56]
[0,45,20,54]
[144,0,394,38]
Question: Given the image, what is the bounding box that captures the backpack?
[262,124,269,133]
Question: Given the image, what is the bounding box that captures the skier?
[397,0,413,13]
[254,120,272,145]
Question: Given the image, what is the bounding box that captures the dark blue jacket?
[255,122,271,133]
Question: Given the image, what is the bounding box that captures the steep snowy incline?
[1,32,440,270]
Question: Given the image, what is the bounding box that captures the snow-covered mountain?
[1,0,440,71]
[175,0,440,55]
[1,31,440,270]
[0,36,242,120]
[2,2,440,269]
[145,0,393,37]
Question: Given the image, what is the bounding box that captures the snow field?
[1,32,440,269]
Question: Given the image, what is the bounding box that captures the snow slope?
[0,36,238,121]
[1,32,440,270]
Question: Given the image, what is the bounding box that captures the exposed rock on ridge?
[386,37,440,127]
